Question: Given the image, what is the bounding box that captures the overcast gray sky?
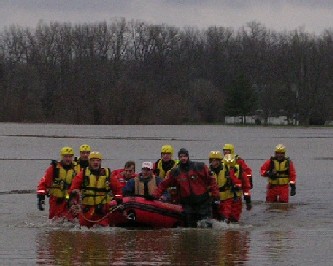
[1,0,332,34]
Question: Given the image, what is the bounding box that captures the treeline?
[0,19,332,125]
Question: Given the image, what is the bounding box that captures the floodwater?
[0,123,332,265]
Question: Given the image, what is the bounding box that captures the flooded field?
[0,123,332,265]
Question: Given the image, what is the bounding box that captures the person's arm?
[260,160,272,177]
[229,167,242,189]
[36,165,54,211]
[289,160,297,196]
[122,179,135,196]
[37,166,54,195]
[204,164,220,200]
[156,177,170,201]
[68,170,84,193]
[241,170,252,210]
[153,171,175,198]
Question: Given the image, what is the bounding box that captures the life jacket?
[49,160,79,198]
[215,164,242,201]
[155,159,178,178]
[269,157,290,185]
[81,167,111,206]
[134,175,158,196]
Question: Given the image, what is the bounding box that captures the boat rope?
[67,189,123,224]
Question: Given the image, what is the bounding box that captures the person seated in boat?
[36,146,80,221]
[68,151,123,228]
[123,162,166,200]
[74,144,91,170]
[112,161,137,189]
[260,144,297,203]
[154,145,179,203]
[153,148,220,228]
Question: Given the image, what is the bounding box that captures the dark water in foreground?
[0,123,332,265]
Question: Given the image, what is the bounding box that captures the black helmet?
[178,148,189,157]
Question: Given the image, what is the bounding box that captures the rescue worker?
[153,145,178,178]
[111,161,137,189]
[123,162,164,198]
[153,144,179,203]
[153,148,220,227]
[260,144,297,203]
[209,151,225,221]
[75,144,91,169]
[68,151,123,228]
[210,152,251,223]
[36,146,80,220]
[223,143,253,189]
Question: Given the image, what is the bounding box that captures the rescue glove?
[290,184,296,196]
[37,194,45,211]
[114,195,123,205]
[244,195,252,211]
[266,170,277,179]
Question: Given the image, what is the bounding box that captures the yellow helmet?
[60,146,74,156]
[223,154,236,167]
[223,143,235,154]
[209,150,223,160]
[80,144,91,152]
[161,145,173,155]
[275,144,286,153]
[88,151,102,160]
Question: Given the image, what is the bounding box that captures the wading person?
[75,144,91,170]
[36,146,80,221]
[68,151,123,228]
[153,144,179,203]
[153,145,178,178]
[153,148,220,227]
[223,143,254,189]
[260,144,297,203]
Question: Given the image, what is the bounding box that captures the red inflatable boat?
[109,196,184,228]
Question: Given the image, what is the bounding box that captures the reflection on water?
[35,228,251,265]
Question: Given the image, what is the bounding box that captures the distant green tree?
[224,74,257,122]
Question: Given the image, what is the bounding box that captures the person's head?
[141,162,154,178]
[161,144,174,162]
[274,144,286,161]
[178,148,189,164]
[60,146,74,165]
[123,161,136,178]
[209,150,223,168]
[88,151,102,170]
[223,153,236,168]
[223,143,235,155]
[79,144,91,161]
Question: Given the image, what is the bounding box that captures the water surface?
[0,123,332,265]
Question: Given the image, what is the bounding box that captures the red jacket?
[111,168,137,189]
[153,161,220,204]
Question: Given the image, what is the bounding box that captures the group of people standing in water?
[36,143,297,228]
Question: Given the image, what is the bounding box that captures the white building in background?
[224,115,292,126]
